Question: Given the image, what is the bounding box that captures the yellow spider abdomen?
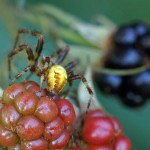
[47,65,67,94]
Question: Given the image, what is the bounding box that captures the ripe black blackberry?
[94,21,150,108]
[104,47,145,69]
[93,73,122,95]
[138,32,150,56]
[113,25,137,47]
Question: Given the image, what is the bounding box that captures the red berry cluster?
[71,109,131,150]
[0,81,76,150]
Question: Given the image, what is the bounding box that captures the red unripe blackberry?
[109,117,123,137]
[0,123,18,146]
[82,117,115,145]
[23,80,40,89]
[113,135,131,150]
[16,115,44,141]
[49,129,70,149]
[14,91,39,115]
[24,80,48,98]
[0,102,21,131]
[0,81,76,149]
[3,83,26,103]
[84,109,106,121]
[21,137,48,150]
[44,117,64,140]
[56,99,76,126]
[35,96,59,123]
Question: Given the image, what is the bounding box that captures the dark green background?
[30,0,150,24]
[1,1,150,149]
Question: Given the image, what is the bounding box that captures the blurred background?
[1,0,150,149]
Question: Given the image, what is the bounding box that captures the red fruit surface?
[23,80,39,89]
[44,117,64,140]
[0,102,21,131]
[0,123,18,146]
[35,97,58,123]
[113,135,131,150]
[49,129,70,149]
[16,115,44,140]
[21,137,48,150]
[82,117,115,145]
[86,144,113,150]
[14,91,39,115]
[25,81,47,97]
[109,117,123,137]
[3,83,26,103]
[56,99,76,126]
[84,109,106,121]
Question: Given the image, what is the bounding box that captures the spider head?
[47,65,68,94]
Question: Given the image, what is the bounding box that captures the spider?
[8,29,93,109]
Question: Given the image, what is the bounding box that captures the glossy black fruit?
[119,91,146,108]
[104,47,144,69]
[132,22,149,39]
[138,32,150,56]
[94,73,122,95]
[122,70,150,98]
[113,25,137,46]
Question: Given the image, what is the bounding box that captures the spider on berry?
[8,29,93,109]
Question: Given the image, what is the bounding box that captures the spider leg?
[68,74,94,110]
[50,46,70,64]
[39,56,53,89]
[8,44,35,79]
[60,61,78,97]
[12,29,44,61]
[65,59,78,73]
[10,66,31,84]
